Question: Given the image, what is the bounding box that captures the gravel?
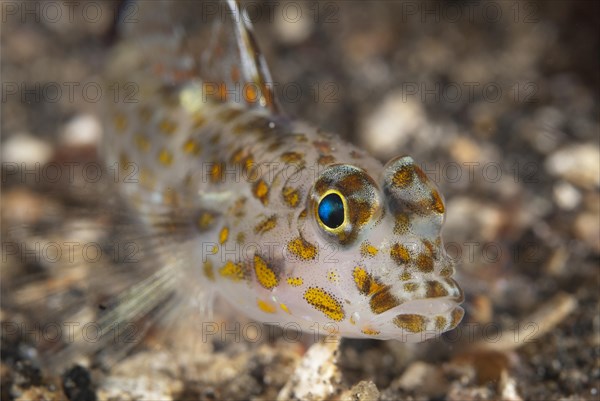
[2,1,598,400]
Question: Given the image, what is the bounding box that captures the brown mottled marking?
[370,287,401,314]
[217,83,228,101]
[230,148,247,165]
[445,278,465,302]
[353,267,385,296]
[119,152,130,170]
[318,155,336,165]
[209,162,224,183]
[375,205,387,225]
[360,242,378,258]
[286,277,303,287]
[163,188,178,206]
[449,308,465,329]
[183,173,193,189]
[197,212,216,231]
[158,149,173,166]
[230,65,240,82]
[313,140,332,154]
[243,155,256,177]
[361,327,380,336]
[399,271,412,281]
[159,118,177,135]
[282,186,300,208]
[415,253,434,273]
[426,280,448,298]
[134,133,151,152]
[431,191,445,213]
[253,255,278,290]
[348,198,375,231]
[280,152,304,164]
[292,133,308,142]
[267,139,284,152]
[183,138,202,155]
[393,314,426,333]
[139,168,156,190]
[217,107,245,122]
[392,164,414,188]
[253,179,269,205]
[219,261,246,282]
[314,177,328,195]
[439,264,455,278]
[287,236,318,260]
[403,282,419,292]
[414,165,429,183]
[298,208,308,220]
[219,227,229,244]
[393,213,410,234]
[203,260,215,281]
[303,287,344,321]
[114,113,127,132]
[244,84,258,103]
[208,133,220,145]
[236,232,246,244]
[327,270,339,283]
[435,316,447,331]
[231,197,247,217]
[138,106,152,123]
[350,150,363,159]
[422,239,437,258]
[390,243,411,265]
[254,215,277,234]
[192,111,206,128]
[338,173,364,193]
[257,299,277,314]
[239,115,272,134]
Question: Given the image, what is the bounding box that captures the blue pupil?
[318,193,345,229]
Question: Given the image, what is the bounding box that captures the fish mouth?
[369,290,463,326]
[423,276,464,303]
[366,276,463,320]
[443,277,464,303]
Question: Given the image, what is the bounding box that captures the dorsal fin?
[115,0,280,114]
[201,0,279,113]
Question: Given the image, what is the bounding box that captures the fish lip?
[353,276,464,326]
[398,296,461,315]
[440,277,464,303]
[371,296,461,323]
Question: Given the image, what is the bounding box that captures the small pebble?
[574,212,600,253]
[277,338,341,401]
[362,93,426,159]
[2,133,53,167]
[340,380,380,401]
[545,144,600,189]
[499,371,523,401]
[60,114,102,147]
[273,3,313,44]
[394,361,447,397]
[553,181,582,210]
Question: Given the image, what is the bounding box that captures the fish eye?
[318,191,346,230]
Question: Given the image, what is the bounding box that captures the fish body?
[103,0,463,341]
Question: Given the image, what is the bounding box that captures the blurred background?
[1,1,598,400]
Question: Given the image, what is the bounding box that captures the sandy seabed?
[1,1,599,400]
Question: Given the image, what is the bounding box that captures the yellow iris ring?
[315,189,349,235]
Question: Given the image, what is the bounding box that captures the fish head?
[291,156,464,341]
